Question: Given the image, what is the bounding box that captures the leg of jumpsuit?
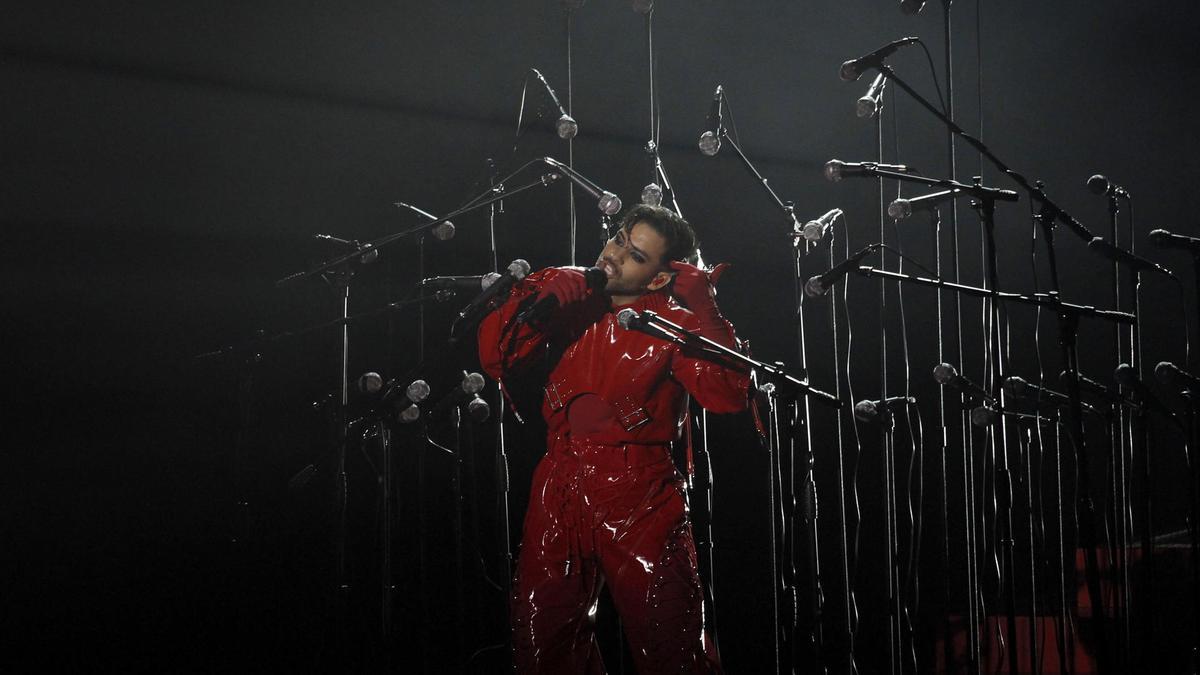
[511,448,606,674]
[589,446,723,675]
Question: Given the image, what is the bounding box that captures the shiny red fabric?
[479,267,750,674]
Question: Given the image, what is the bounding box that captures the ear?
[646,270,673,292]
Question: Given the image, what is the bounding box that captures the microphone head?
[1003,376,1030,399]
[853,399,880,423]
[357,371,384,394]
[887,199,913,221]
[598,191,623,216]
[406,379,431,404]
[1087,174,1109,196]
[803,275,828,298]
[899,0,927,14]
[698,130,721,157]
[971,406,998,427]
[616,307,639,330]
[838,60,862,82]
[398,404,421,424]
[932,362,958,386]
[480,272,502,291]
[432,220,456,241]
[1148,229,1170,246]
[1114,363,1137,387]
[507,258,532,279]
[556,114,578,140]
[631,0,654,13]
[856,94,879,119]
[466,395,490,422]
[640,182,663,207]
[823,160,845,182]
[801,220,825,243]
[1155,361,1176,386]
[359,247,380,265]
[462,371,486,395]
[583,266,607,290]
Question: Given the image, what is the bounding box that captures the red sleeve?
[669,310,751,414]
[476,269,553,381]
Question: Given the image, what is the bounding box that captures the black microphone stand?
[710,116,828,673]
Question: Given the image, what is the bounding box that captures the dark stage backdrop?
[4,2,1199,672]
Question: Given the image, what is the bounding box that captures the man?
[478,204,749,674]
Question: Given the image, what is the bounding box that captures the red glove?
[668,261,735,346]
[535,267,592,308]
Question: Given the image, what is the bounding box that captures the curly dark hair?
[616,204,699,265]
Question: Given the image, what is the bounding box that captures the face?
[595,221,673,305]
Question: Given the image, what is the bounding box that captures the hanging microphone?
[856,73,887,119]
[422,273,503,294]
[641,182,664,207]
[1087,237,1174,277]
[824,159,915,182]
[1155,361,1200,391]
[455,258,531,324]
[899,0,927,14]
[799,208,844,243]
[515,267,607,325]
[381,378,430,424]
[803,243,881,297]
[540,158,622,215]
[698,85,725,157]
[530,68,578,140]
[466,395,491,423]
[631,0,654,13]
[1149,229,1200,256]
[887,189,962,220]
[933,362,994,404]
[356,371,384,395]
[1087,174,1129,200]
[395,201,456,240]
[617,307,681,343]
[853,396,915,423]
[839,37,921,82]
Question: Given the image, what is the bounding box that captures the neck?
[608,292,640,307]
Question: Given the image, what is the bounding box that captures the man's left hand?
[668,261,730,312]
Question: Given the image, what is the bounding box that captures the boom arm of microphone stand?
[638,310,843,408]
[715,127,804,232]
[870,62,1095,244]
[867,167,1020,204]
[275,167,561,288]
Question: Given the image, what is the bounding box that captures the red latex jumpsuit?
[478,265,750,674]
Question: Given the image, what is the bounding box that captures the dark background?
[4,1,1199,672]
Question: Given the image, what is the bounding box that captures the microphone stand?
[711,120,825,672]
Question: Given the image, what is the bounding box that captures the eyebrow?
[619,229,653,262]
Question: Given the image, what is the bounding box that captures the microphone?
[1005,376,1099,415]
[1060,369,1125,406]
[515,267,607,325]
[432,371,487,417]
[933,362,993,404]
[617,307,681,343]
[313,234,380,264]
[1150,229,1200,256]
[422,273,503,294]
[1155,361,1200,391]
[839,37,921,82]
[631,0,654,13]
[803,243,881,297]
[640,182,663,207]
[1088,237,1174,277]
[698,85,725,157]
[540,158,622,215]
[887,189,962,220]
[824,159,915,182]
[899,0,926,14]
[799,208,844,243]
[1087,174,1129,200]
[854,396,915,423]
[356,371,384,395]
[970,405,999,427]
[379,378,430,424]
[394,201,456,241]
[455,258,531,324]
[530,68,578,140]
[856,73,887,119]
[466,395,491,423]
[1115,363,1179,423]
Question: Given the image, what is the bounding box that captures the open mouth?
[598,259,617,279]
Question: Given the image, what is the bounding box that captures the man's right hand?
[535,267,593,309]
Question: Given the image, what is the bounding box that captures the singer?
[478,204,749,674]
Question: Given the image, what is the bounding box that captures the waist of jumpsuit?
[549,435,674,473]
